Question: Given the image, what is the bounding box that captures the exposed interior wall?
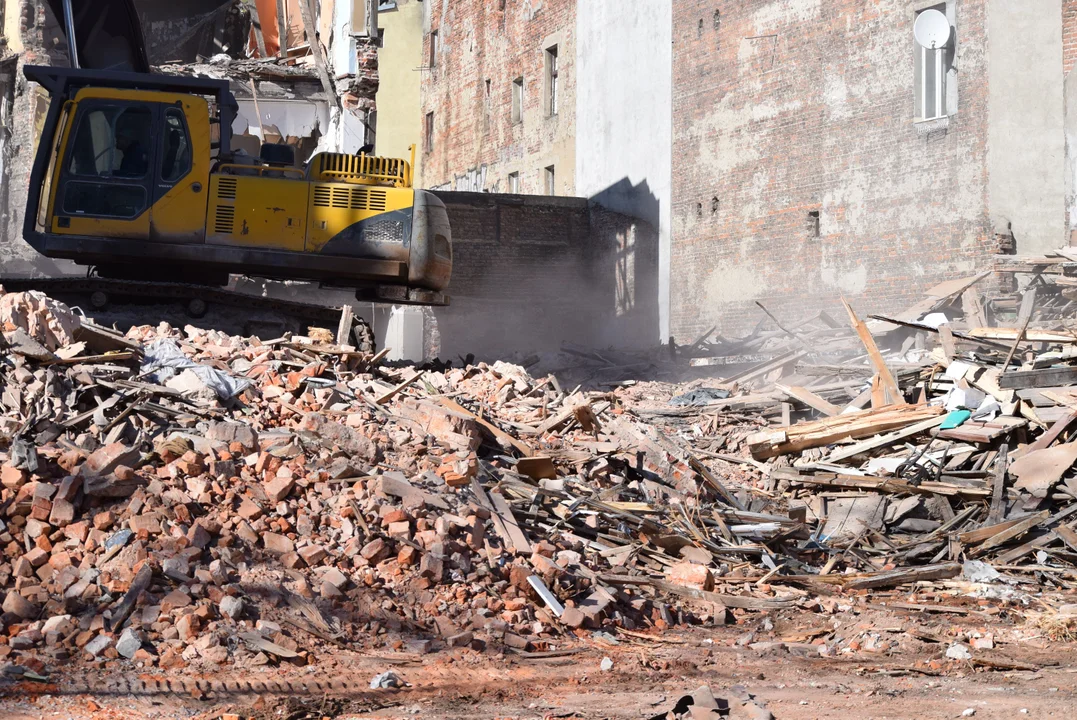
[575,0,671,345]
[988,0,1066,254]
[418,0,576,194]
[433,192,658,358]
[376,0,423,169]
[669,0,994,341]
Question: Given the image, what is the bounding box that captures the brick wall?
[433,192,658,358]
[419,0,577,195]
[1066,0,1077,74]
[670,0,994,341]
[0,0,77,276]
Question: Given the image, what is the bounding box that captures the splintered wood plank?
[937,417,1027,444]
[989,444,1008,524]
[975,510,1051,552]
[962,287,987,329]
[1015,411,1077,458]
[999,367,1077,389]
[970,328,1077,344]
[747,404,943,460]
[775,384,842,417]
[845,563,962,590]
[889,272,990,323]
[1058,524,1077,552]
[842,298,905,406]
[688,455,745,510]
[488,490,533,554]
[440,397,534,456]
[939,324,957,361]
[1016,286,1039,327]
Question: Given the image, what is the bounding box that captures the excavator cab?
[22,1,451,306]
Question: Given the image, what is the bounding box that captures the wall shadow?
[433,181,660,360]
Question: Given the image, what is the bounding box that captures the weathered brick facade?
[670,0,999,341]
[1065,0,1077,73]
[419,0,576,195]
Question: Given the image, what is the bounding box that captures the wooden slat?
[747,404,943,460]
[999,367,1077,389]
[975,510,1051,552]
[488,490,533,554]
[988,443,1008,523]
[775,384,842,417]
[843,298,904,406]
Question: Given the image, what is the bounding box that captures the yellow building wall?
[375,0,423,179]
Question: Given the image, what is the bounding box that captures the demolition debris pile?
[2,251,1077,674]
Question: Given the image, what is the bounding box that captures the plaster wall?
[575,0,671,344]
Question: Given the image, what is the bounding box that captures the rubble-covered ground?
[3,256,1077,719]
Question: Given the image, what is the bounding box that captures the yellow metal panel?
[206,174,308,251]
[56,214,150,239]
[150,97,212,244]
[306,184,414,253]
[43,100,76,233]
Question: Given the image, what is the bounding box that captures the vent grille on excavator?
[312,186,388,212]
[217,177,238,200]
[214,206,235,234]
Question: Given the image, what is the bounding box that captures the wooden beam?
[375,372,423,405]
[998,366,1077,389]
[277,0,289,58]
[335,304,353,346]
[775,383,842,417]
[825,415,945,463]
[297,0,339,108]
[845,563,962,590]
[248,0,268,58]
[843,298,904,406]
[975,510,1051,553]
[962,287,987,329]
[747,404,943,460]
[988,443,1008,524]
[439,397,535,457]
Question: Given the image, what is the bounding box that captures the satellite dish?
[915,9,951,49]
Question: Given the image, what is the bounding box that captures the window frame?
[508,171,520,193]
[511,77,524,125]
[429,29,439,68]
[545,45,559,117]
[57,99,158,221]
[425,111,435,153]
[913,3,956,122]
[544,165,556,196]
[159,106,193,185]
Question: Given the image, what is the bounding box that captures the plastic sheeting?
[141,339,252,401]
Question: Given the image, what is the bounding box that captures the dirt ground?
[1,606,1074,720]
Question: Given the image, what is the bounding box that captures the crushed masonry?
[3,250,1077,680]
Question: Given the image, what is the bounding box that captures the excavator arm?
[45,0,150,73]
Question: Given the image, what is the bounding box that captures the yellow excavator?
[18,0,451,335]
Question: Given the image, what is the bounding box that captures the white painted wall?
[987,0,1067,253]
[575,0,672,342]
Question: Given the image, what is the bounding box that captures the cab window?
[62,103,153,219]
[68,105,152,179]
[161,108,192,182]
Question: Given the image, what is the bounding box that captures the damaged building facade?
[0,0,380,276]
[417,0,673,351]
[670,0,1075,341]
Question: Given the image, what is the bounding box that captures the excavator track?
[0,276,376,353]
